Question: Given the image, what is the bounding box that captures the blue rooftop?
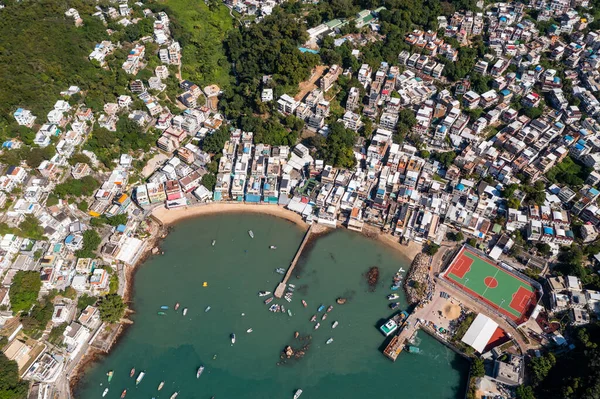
[544,226,554,235]
[117,224,126,233]
[500,89,510,95]
[456,183,465,191]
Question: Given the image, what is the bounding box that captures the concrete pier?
[274,224,313,298]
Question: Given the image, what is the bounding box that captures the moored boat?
[121,390,127,398]
[287,309,293,317]
[135,371,145,385]
[281,305,286,313]
[387,294,399,300]
[158,382,164,391]
[157,311,166,316]
[389,302,400,309]
[231,333,236,344]
[212,240,216,246]
[294,389,303,399]
[275,268,286,274]
[314,323,320,330]
[247,328,253,333]
[174,303,180,311]
[270,245,277,249]
[317,304,325,312]
[102,388,109,397]
[129,368,135,378]
[321,313,327,321]
[264,297,274,304]
[258,291,271,297]
[205,306,211,312]
[332,321,338,329]
[310,315,317,322]
[197,366,205,378]
[170,392,178,399]
[327,305,333,312]
[269,304,279,312]
[326,337,334,344]
[302,300,307,307]
[183,308,188,316]
[107,370,114,382]
[160,306,169,310]
[248,230,254,238]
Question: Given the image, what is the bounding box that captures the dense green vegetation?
[0,215,47,241]
[98,294,126,323]
[48,323,68,346]
[75,230,102,258]
[530,323,600,399]
[8,271,41,314]
[20,296,55,338]
[308,122,357,169]
[54,176,100,199]
[151,0,234,88]
[547,156,591,187]
[77,294,98,310]
[0,352,29,399]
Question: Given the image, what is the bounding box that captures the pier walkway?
[274,224,313,298]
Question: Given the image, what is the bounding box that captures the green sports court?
[442,246,538,323]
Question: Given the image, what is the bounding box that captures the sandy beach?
[152,203,422,261]
[152,203,308,228]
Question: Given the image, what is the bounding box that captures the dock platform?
[274,225,313,298]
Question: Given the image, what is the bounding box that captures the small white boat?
[247,328,253,333]
[205,306,211,312]
[314,323,320,330]
[183,308,188,316]
[398,267,405,273]
[231,333,236,344]
[170,393,179,399]
[258,291,271,297]
[248,230,254,239]
[294,389,303,399]
[332,321,338,329]
[197,366,204,378]
[326,338,334,344]
[135,371,145,385]
[158,381,164,391]
[270,245,277,249]
[102,388,109,397]
[212,240,216,246]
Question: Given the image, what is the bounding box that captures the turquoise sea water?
[76,213,468,399]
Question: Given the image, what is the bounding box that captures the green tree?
[17,214,45,240]
[75,229,102,258]
[530,353,556,387]
[516,386,535,399]
[471,358,485,377]
[0,352,29,399]
[201,173,217,191]
[98,294,126,323]
[9,271,41,314]
[424,243,440,256]
[77,294,97,311]
[48,322,67,346]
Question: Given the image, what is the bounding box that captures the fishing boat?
[270,245,277,249]
[174,303,180,311]
[136,371,145,385]
[157,311,166,316]
[247,328,253,333]
[302,300,307,307]
[390,284,400,291]
[231,333,236,344]
[288,309,293,317]
[314,323,320,330]
[275,268,286,274]
[327,305,333,312]
[289,283,295,288]
[317,304,325,312]
[387,294,400,300]
[158,382,164,391]
[107,370,114,382]
[310,315,317,322]
[212,240,216,246]
[121,390,127,398]
[284,296,292,303]
[389,302,400,309]
[326,338,334,344]
[294,389,303,399]
[170,393,178,399]
[183,308,188,316]
[281,305,286,313]
[264,297,274,304]
[332,321,338,329]
[102,388,109,397]
[160,306,169,310]
[321,313,327,321]
[269,304,279,312]
[197,366,205,378]
[129,368,135,378]
[398,267,406,273]
[205,306,211,312]
[248,230,254,239]
[258,291,271,297]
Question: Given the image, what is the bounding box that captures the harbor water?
[76,213,468,399]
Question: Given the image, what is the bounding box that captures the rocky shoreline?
[404,253,434,305]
